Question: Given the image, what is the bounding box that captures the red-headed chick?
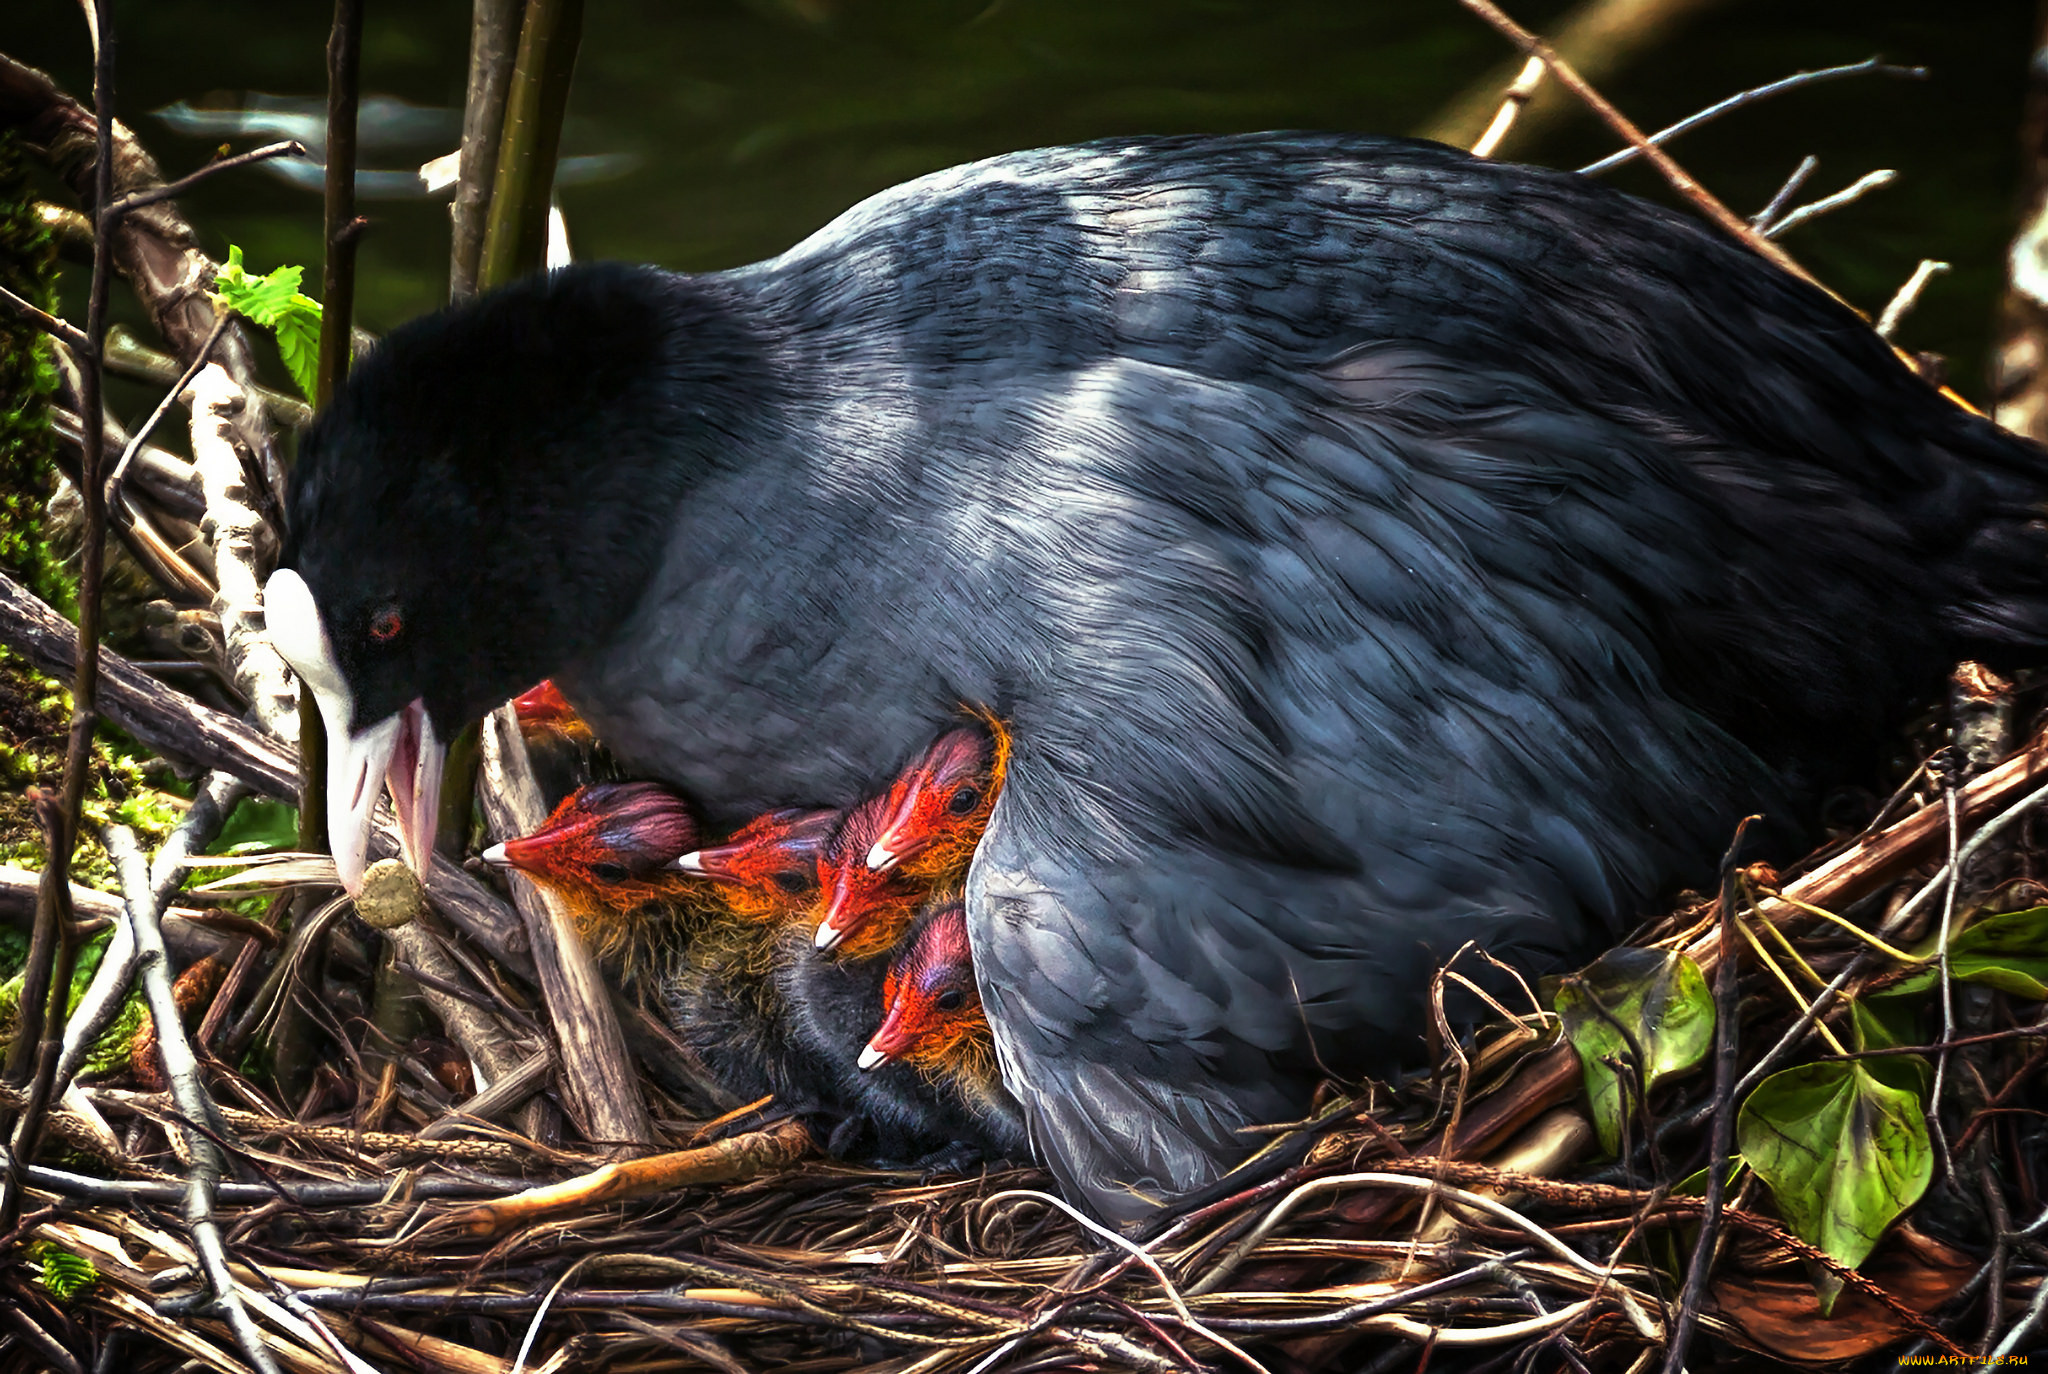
[812,791,929,956]
[859,899,992,1079]
[864,723,1007,878]
[672,806,841,922]
[481,781,697,966]
[512,678,594,744]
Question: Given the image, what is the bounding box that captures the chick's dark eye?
[935,989,966,1012]
[946,786,981,816]
[591,861,629,884]
[772,870,809,895]
[368,605,403,642]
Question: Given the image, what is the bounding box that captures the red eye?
[369,605,403,642]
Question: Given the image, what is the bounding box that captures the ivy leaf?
[1737,1061,1933,1314]
[1850,997,1931,1096]
[1555,947,1715,1154]
[211,244,324,401]
[1883,906,2048,1001]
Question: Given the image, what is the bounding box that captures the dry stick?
[104,311,227,515]
[55,773,247,1094]
[1762,169,1898,240]
[0,52,291,501]
[0,568,297,797]
[104,825,283,1374]
[1661,818,1751,1374]
[104,139,309,219]
[1577,58,1922,175]
[1455,0,1815,288]
[478,706,654,1150]
[1877,259,1951,341]
[0,282,91,352]
[1752,155,1819,231]
[1930,764,1963,1182]
[1470,56,1545,157]
[0,0,119,1239]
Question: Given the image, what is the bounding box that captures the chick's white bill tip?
[857,1044,888,1071]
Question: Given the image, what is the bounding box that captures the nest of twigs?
[3,9,2047,1370]
[2,676,2045,1374]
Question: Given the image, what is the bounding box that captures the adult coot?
[265,132,2048,1224]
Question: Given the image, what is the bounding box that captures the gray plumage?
[284,132,2048,1224]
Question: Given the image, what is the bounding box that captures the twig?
[478,706,655,1150]
[1454,0,1815,286]
[1578,58,1923,175]
[1992,1254,2048,1357]
[55,773,247,1094]
[1878,774,2048,940]
[1931,759,1962,1179]
[1662,818,1750,1374]
[0,0,119,1238]
[1471,56,1545,158]
[104,824,283,1374]
[0,282,92,353]
[104,140,308,219]
[1752,155,1819,232]
[1761,169,1898,239]
[104,310,228,516]
[0,567,300,798]
[987,1188,1273,1374]
[1877,259,1951,341]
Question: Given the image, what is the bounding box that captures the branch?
[104,312,227,517]
[185,364,299,740]
[0,569,297,798]
[0,50,290,499]
[0,0,119,1238]
[103,140,308,220]
[103,825,283,1374]
[478,706,655,1150]
[0,282,91,353]
[54,775,246,1095]
[1454,0,1816,288]
[1578,58,1923,175]
[1762,168,1898,239]
[1662,820,1751,1374]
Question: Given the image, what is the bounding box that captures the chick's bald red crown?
[866,900,985,1071]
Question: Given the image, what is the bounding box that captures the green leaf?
[210,244,324,401]
[208,797,300,857]
[1737,1061,1933,1313]
[1850,997,1931,1096]
[28,1241,97,1301]
[1554,947,1716,1154]
[1883,906,2048,1001]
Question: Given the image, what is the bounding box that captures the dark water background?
[3,0,2038,405]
